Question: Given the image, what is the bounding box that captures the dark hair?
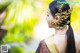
[49,1,76,53]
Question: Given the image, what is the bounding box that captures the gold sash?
[45,35,59,53]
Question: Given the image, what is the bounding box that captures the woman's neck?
[55,26,68,35]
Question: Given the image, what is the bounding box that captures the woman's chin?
[48,25,54,28]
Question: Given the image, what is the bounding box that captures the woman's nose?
[46,16,48,20]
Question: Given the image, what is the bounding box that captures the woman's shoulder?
[44,34,66,45]
[74,32,80,44]
[74,32,80,53]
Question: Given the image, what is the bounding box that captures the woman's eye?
[47,14,49,16]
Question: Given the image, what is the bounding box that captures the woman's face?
[46,9,59,28]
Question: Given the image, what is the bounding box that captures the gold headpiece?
[51,4,72,29]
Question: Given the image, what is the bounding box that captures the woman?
[36,0,80,53]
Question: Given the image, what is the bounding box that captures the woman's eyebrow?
[47,12,49,14]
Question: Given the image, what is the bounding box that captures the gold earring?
[51,20,55,25]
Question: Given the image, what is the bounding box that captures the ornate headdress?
[51,4,72,29]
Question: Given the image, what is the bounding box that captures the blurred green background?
[0,0,80,53]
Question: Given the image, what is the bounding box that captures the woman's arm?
[35,40,50,53]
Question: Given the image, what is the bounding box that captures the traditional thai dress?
[36,35,59,53]
[36,32,80,53]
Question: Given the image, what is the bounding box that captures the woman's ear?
[55,16,60,20]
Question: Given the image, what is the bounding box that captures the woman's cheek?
[47,19,53,27]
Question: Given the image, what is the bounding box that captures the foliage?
[0,0,12,13]
[8,46,25,53]
[71,5,80,32]
[3,0,39,43]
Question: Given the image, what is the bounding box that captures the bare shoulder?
[74,32,80,52]
[74,32,80,44]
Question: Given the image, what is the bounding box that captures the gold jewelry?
[60,21,62,23]
[61,19,64,20]
[66,20,70,25]
[51,20,55,25]
[51,4,72,28]
[58,4,63,12]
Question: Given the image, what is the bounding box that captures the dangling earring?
[51,20,55,25]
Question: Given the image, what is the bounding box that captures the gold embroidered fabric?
[45,35,59,53]
[36,35,59,53]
